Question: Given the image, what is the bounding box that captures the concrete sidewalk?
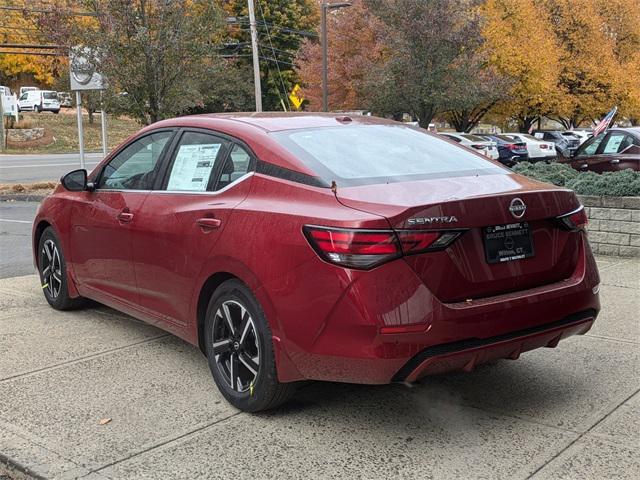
[0,257,638,479]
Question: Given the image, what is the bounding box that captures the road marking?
[0,162,101,169]
[0,219,32,224]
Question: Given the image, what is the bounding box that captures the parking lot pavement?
[0,202,38,279]
[0,258,638,479]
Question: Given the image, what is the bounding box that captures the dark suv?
[536,131,581,158]
[561,128,640,172]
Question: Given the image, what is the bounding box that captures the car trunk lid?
[335,173,583,302]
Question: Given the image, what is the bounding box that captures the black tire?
[34,106,41,113]
[37,227,87,310]
[204,279,297,412]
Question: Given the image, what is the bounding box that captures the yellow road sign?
[289,84,304,110]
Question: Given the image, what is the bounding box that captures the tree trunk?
[88,108,94,125]
[415,104,436,129]
[518,116,538,134]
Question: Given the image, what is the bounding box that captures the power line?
[0,5,96,16]
[256,0,290,110]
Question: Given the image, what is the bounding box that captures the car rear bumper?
[278,235,600,384]
[394,310,595,382]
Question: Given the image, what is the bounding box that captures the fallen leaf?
[99,418,112,425]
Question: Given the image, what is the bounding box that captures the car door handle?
[609,159,620,164]
[580,164,588,170]
[196,218,222,231]
[117,211,134,223]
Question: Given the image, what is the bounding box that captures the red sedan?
[33,113,600,411]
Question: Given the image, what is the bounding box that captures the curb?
[0,194,48,202]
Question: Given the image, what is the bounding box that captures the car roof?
[152,112,398,133]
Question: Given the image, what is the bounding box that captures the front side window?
[166,132,227,191]
[272,125,503,186]
[98,131,172,190]
[576,133,605,156]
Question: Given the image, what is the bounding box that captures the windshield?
[271,125,505,186]
[43,92,57,100]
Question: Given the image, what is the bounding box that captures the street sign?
[289,84,304,110]
[70,46,105,91]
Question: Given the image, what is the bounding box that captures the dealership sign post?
[70,47,106,169]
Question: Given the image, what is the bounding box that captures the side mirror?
[61,169,92,191]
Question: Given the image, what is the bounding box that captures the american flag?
[592,106,618,137]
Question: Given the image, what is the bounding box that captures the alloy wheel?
[211,300,260,393]
[41,239,62,299]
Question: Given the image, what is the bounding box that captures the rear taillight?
[540,144,548,149]
[303,226,463,270]
[556,206,588,231]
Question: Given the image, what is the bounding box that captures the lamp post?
[321,1,351,112]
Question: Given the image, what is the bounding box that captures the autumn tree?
[294,0,385,111]
[40,0,227,125]
[595,0,640,125]
[482,0,565,132]
[545,0,623,128]
[365,0,502,129]
[0,2,61,89]
[223,0,318,111]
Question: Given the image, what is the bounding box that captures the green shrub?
[512,162,640,196]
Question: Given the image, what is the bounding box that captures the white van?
[18,90,60,113]
[19,86,38,96]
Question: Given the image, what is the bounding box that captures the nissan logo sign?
[509,198,527,218]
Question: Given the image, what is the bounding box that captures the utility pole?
[321,2,351,112]
[247,0,262,112]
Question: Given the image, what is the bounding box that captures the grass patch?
[3,112,140,154]
[0,181,57,195]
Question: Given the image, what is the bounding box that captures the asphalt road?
[0,201,38,279]
[0,152,103,184]
[0,257,637,479]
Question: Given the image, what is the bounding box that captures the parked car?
[439,132,499,160]
[18,90,60,113]
[504,133,556,162]
[560,127,640,172]
[478,134,529,167]
[58,92,73,108]
[19,86,38,96]
[534,131,581,158]
[564,130,593,145]
[34,113,600,412]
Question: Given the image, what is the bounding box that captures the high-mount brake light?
[303,226,463,270]
[556,206,588,231]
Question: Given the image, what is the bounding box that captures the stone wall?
[7,128,45,143]
[578,195,640,257]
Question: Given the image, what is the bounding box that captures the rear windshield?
[460,134,487,142]
[43,92,57,99]
[271,125,504,186]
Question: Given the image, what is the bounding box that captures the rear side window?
[43,92,57,100]
[271,125,503,186]
[215,144,252,191]
[166,132,227,192]
[601,133,628,154]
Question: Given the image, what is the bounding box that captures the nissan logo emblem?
[509,198,526,218]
